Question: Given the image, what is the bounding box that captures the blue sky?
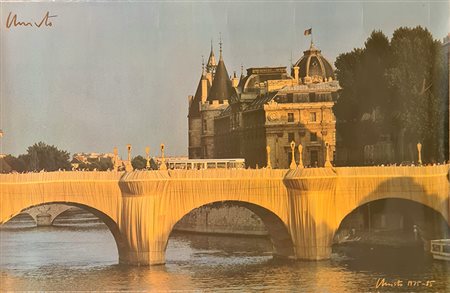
[1,1,448,158]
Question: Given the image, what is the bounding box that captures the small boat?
[430,239,450,261]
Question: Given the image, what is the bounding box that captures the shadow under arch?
[167,200,295,259]
[16,203,73,226]
[6,212,35,222]
[335,198,450,242]
[51,206,82,224]
[333,175,450,245]
[2,201,129,263]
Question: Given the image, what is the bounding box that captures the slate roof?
[293,43,334,80]
[245,92,278,111]
[207,58,234,102]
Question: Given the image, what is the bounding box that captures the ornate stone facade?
[188,41,340,168]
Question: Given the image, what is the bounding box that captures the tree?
[0,156,12,173]
[77,157,113,171]
[333,31,391,164]
[334,31,391,122]
[387,27,447,162]
[334,48,364,123]
[131,155,147,170]
[23,142,71,171]
[3,155,27,172]
[334,27,448,164]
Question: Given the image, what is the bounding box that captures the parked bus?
[166,158,245,170]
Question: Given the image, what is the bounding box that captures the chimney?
[206,72,213,85]
[201,78,208,102]
[293,66,299,84]
[232,71,239,88]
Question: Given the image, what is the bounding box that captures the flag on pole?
[304,28,312,36]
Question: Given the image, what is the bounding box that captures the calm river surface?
[0,214,449,292]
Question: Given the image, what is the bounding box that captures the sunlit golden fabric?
[1,166,448,265]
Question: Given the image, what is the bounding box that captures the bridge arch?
[335,197,450,240]
[167,200,295,259]
[51,205,81,224]
[334,174,450,232]
[333,182,450,255]
[2,201,129,263]
[19,204,73,226]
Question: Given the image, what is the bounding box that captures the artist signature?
[375,278,436,289]
[5,11,57,29]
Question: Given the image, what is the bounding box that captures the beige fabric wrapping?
[284,165,449,259]
[119,169,290,264]
[0,171,123,224]
[1,166,448,265]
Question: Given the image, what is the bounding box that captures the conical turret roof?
[207,57,233,102]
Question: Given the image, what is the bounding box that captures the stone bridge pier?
[117,169,298,265]
[284,165,450,261]
[284,168,339,260]
[117,168,348,265]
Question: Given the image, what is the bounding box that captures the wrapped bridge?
[1,165,449,265]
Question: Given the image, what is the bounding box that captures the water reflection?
[1,216,449,292]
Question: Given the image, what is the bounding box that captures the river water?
[0,213,449,292]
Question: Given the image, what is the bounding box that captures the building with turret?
[188,39,340,168]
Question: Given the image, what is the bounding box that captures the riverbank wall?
[173,202,268,236]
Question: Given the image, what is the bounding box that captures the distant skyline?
[1,1,449,158]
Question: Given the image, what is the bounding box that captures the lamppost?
[113,146,119,171]
[289,141,296,169]
[125,144,133,172]
[127,144,132,162]
[145,146,150,169]
[298,143,304,168]
[324,143,332,168]
[417,142,422,165]
[266,146,272,169]
[160,143,167,170]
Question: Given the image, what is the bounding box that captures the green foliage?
[3,155,27,172]
[131,156,157,170]
[334,27,448,163]
[334,48,364,122]
[334,31,391,151]
[5,142,71,172]
[131,155,148,170]
[24,142,71,171]
[76,157,113,171]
